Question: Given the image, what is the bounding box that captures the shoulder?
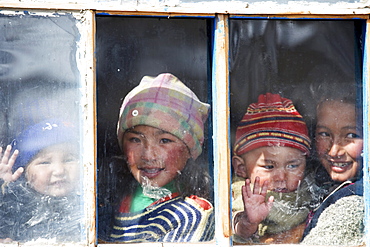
[185,195,213,211]
[1,180,36,200]
[321,195,364,219]
[231,177,245,212]
[301,195,364,246]
[320,180,362,209]
[111,195,214,242]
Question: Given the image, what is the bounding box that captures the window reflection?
[0,13,83,243]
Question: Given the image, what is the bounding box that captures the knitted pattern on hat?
[117,73,210,160]
[234,93,310,156]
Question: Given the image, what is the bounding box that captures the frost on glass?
[229,19,364,245]
[96,16,214,243]
[0,13,84,243]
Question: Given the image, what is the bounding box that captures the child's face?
[315,100,363,182]
[122,125,190,188]
[25,143,79,197]
[233,146,306,192]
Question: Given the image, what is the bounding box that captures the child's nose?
[141,143,158,161]
[327,140,346,158]
[273,169,286,182]
[52,161,66,176]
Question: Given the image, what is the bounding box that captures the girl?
[301,96,364,245]
[104,73,214,243]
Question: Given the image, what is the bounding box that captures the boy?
[232,93,314,244]
[0,119,82,242]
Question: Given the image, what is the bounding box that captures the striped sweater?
[110,195,214,242]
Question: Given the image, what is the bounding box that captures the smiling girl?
[301,96,364,245]
[104,73,214,243]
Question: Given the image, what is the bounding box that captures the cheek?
[248,168,270,184]
[315,138,331,155]
[346,142,363,159]
[288,171,305,183]
[67,165,80,180]
[27,170,48,187]
[123,146,141,165]
[163,150,189,174]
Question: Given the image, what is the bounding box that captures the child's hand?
[242,177,274,225]
[0,145,22,182]
[234,177,274,240]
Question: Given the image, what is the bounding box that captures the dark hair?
[175,158,212,199]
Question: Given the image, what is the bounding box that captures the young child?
[232,93,314,244]
[104,73,214,243]
[301,96,364,245]
[0,119,82,242]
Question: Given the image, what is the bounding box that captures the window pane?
[0,12,85,243]
[96,16,215,243]
[230,19,364,245]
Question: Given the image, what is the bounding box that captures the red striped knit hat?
[233,93,311,156]
[117,73,210,160]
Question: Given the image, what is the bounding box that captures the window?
[0,4,369,247]
[0,10,94,246]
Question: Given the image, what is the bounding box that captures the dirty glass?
[0,12,84,243]
[229,19,364,245]
[96,16,215,243]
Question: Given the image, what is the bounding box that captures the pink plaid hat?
[117,73,210,160]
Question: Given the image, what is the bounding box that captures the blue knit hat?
[11,119,79,172]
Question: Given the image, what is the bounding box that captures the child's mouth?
[330,161,351,168]
[273,188,288,193]
[139,168,165,178]
[50,180,68,187]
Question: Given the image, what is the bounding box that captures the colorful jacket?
[109,194,214,243]
[0,179,83,242]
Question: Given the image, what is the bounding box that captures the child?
[232,93,314,244]
[105,73,214,243]
[301,96,364,245]
[0,119,82,242]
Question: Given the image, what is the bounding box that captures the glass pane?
[96,16,215,243]
[0,12,85,243]
[229,19,364,245]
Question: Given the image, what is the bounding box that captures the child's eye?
[160,138,173,144]
[317,131,330,138]
[64,157,78,163]
[262,165,274,170]
[346,133,361,139]
[129,137,141,143]
[286,164,300,169]
[37,161,51,165]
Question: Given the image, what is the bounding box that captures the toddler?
[0,119,82,242]
[232,93,314,244]
[105,73,214,243]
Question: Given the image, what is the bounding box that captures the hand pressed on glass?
[0,145,22,183]
[235,177,274,239]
